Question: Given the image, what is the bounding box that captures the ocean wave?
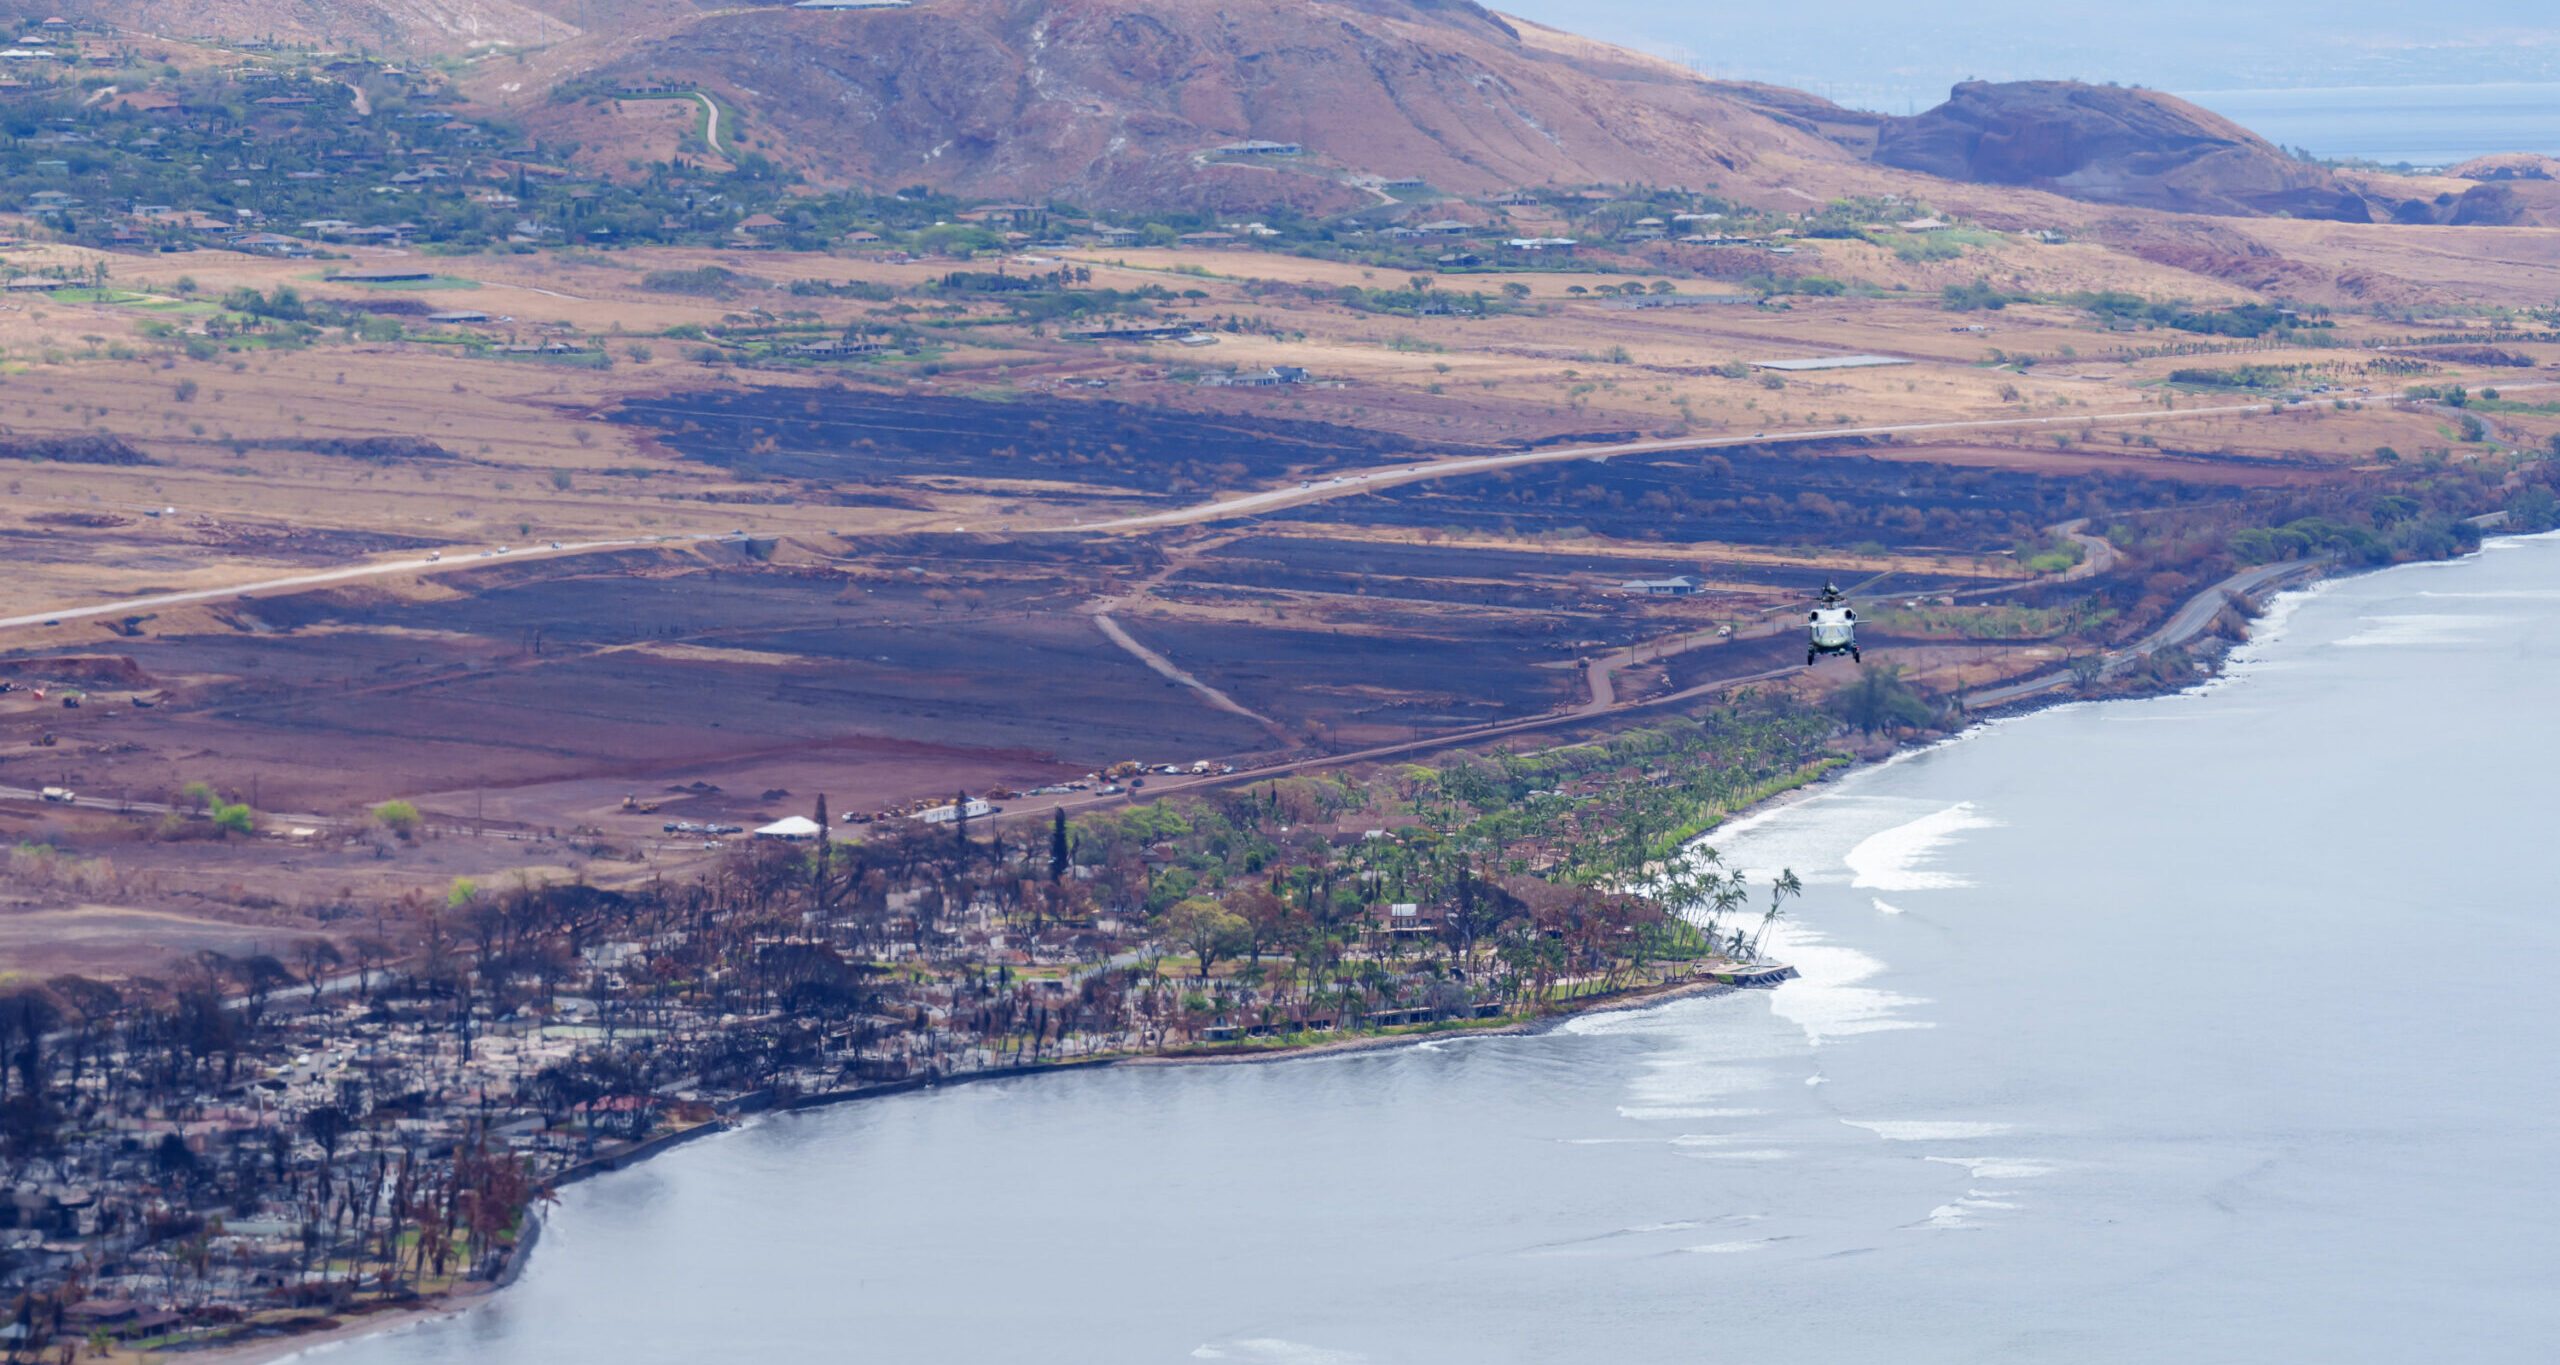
[1766,924,1933,1044]
[1842,1120,2013,1141]
[1924,1155,2061,1180]
[1907,1196,2018,1231]
[1675,1148,1791,1161]
[1192,1339,1367,1363]
[2331,613,2500,648]
[1843,802,2000,891]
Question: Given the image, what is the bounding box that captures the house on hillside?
[1197,365,1311,388]
[1619,575,1699,596]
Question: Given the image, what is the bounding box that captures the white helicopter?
[1806,580,1858,666]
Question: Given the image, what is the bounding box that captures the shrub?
[372,800,421,837]
[639,266,744,297]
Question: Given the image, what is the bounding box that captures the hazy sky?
[1495,0,2560,110]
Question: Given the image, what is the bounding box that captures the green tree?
[1827,664,1933,735]
[373,799,421,837]
[1161,897,1248,980]
[210,801,255,836]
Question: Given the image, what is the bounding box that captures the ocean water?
[325,537,2560,1364]
[2178,82,2560,166]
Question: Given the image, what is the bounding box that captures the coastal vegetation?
[0,694,1845,1357]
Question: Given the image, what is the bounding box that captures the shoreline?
[164,1288,501,1365]
[166,551,2370,1365]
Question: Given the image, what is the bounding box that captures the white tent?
[754,815,823,841]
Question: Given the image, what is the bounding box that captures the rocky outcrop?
[1873,80,2371,221]
[2445,153,2560,182]
[2352,175,2560,228]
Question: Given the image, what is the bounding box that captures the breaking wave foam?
[1843,803,1999,891]
[1842,1120,2014,1141]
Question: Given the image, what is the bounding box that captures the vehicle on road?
[39,787,73,803]
[1807,580,1859,665]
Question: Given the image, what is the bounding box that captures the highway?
[0,387,2375,638]
[0,533,740,637]
[1964,557,2328,707]
[1075,399,2288,531]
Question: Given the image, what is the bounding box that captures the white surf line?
[1073,401,2283,531]
[0,535,730,635]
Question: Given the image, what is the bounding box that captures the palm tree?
[1749,870,1803,961]
[1704,872,1750,957]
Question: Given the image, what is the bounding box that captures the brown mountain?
[76,0,2550,233]
[1871,80,2372,222]
[510,0,1852,212]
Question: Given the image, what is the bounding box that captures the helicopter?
[1806,580,1858,666]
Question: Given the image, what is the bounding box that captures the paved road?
[1075,400,2285,531]
[0,783,339,829]
[989,657,1817,829]
[1077,377,2560,534]
[0,533,737,636]
[1965,557,2327,707]
[2056,517,2120,580]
